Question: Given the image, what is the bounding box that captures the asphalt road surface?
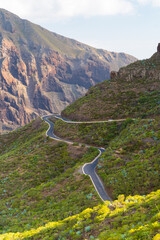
[42,115,112,202]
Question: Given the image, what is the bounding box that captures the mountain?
[0,8,137,132]
[62,47,160,121]
[0,108,159,239]
[0,46,160,238]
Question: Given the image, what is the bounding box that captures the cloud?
[137,0,160,6]
[55,0,134,17]
[0,0,134,22]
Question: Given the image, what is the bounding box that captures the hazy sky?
[1,0,160,59]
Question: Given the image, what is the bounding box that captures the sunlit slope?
[1,190,160,240]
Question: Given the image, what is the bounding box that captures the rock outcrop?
[110,71,118,79]
[62,48,160,121]
[157,43,160,53]
[0,9,137,132]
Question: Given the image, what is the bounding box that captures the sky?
[1,0,160,59]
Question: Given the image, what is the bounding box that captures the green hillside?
[0,119,101,234]
[51,117,134,147]
[62,52,160,121]
[51,116,160,200]
[0,117,159,239]
[1,189,160,240]
[0,48,160,239]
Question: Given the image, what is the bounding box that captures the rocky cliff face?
[0,9,137,132]
[62,48,160,121]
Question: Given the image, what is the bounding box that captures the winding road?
[42,115,112,202]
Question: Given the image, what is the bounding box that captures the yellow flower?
[152,221,160,229]
[129,228,136,234]
[153,233,160,240]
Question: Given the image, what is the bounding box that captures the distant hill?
[0,8,136,132]
[62,49,160,121]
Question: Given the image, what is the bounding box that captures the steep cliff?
[0,9,136,132]
[62,48,160,120]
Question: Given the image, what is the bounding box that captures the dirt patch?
[42,183,62,197]
[31,118,43,130]
[73,166,84,181]
[142,137,155,144]
[42,179,68,198]
[67,144,87,159]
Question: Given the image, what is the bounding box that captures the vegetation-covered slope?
[62,52,160,121]
[0,114,159,239]
[0,118,101,234]
[51,117,134,147]
[1,189,160,240]
[51,117,160,200]
[98,118,160,199]
[0,48,160,240]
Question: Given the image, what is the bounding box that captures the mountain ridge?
[0,8,136,132]
[62,49,160,121]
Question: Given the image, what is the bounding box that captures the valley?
[0,9,136,133]
[62,52,160,121]
[0,9,159,239]
[0,115,159,239]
